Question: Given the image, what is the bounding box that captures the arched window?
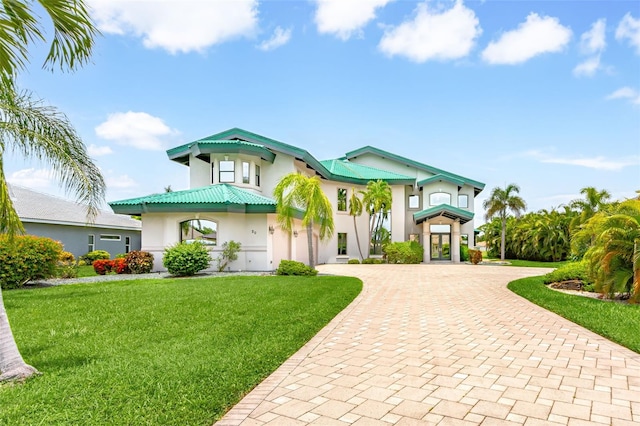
[429,192,451,206]
[180,219,217,246]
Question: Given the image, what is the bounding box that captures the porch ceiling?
[413,204,474,225]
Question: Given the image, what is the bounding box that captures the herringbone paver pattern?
[217,264,640,425]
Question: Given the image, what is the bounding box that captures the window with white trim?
[242,161,250,184]
[458,194,469,208]
[408,195,420,209]
[337,188,347,212]
[255,165,261,187]
[429,192,451,206]
[125,236,131,253]
[88,234,95,252]
[219,160,235,183]
[100,234,121,241]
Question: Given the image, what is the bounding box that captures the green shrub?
[125,251,154,274]
[216,240,242,272]
[0,235,63,289]
[80,250,110,265]
[460,245,470,262]
[115,253,127,259]
[362,257,384,264]
[468,249,483,265]
[276,260,318,276]
[383,241,423,264]
[163,241,212,276]
[543,261,590,285]
[347,259,360,264]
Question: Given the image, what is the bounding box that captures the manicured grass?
[76,264,98,277]
[1,275,362,425]
[506,259,567,268]
[508,276,640,353]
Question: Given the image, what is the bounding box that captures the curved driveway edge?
[216,264,640,425]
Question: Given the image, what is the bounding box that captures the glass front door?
[431,234,451,260]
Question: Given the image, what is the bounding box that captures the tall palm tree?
[362,180,392,256]
[483,183,527,261]
[1,0,103,382]
[348,188,365,261]
[273,173,334,269]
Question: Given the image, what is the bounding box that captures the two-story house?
[109,128,484,271]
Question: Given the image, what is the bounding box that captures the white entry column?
[422,221,431,263]
[452,219,461,262]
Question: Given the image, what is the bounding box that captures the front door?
[431,234,451,260]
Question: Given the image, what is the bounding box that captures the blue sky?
[7,0,640,222]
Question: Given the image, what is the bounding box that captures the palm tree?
[273,173,334,269]
[362,180,392,256]
[348,188,365,260]
[1,0,103,382]
[483,183,527,261]
[570,187,611,230]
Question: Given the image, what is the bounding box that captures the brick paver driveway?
[218,264,640,425]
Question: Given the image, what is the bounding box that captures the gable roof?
[109,184,277,215]
[9,185,141,230]
[413,204,474,225]
[345,145,485,195]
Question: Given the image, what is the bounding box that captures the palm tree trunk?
[353,216,364,261]
[501,218,507,261]
[0,289,39,382]
[307,221,315,269]
[368,212,377,257]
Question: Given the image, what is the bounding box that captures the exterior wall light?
[268,225,274,234]
[293,230,298,238]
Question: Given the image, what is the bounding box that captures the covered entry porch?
[414,204,474,263]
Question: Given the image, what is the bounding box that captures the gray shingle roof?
[9,184,141,230]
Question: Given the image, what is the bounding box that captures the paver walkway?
[217,264,640,425]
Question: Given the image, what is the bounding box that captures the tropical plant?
[216,240,242,272]
[383,241,423,264]
[348,187,365,260]
[362,180,392,255]
[1,0,103,381]
[124,251,154,274]
[482,183,527,261]
[273,173,334,269]
[581,199,640,301]
[570,187,612,259]
[275,260,318,276]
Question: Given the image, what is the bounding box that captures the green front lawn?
[505,259,567,268]
[508,276,640,353]
[76,264,98,277]
[1,275,362,425]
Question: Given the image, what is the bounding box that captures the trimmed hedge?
[347,259,360,264]
[0,235,62,289]
[276,260,318,276]
[383,241,423,264]
[80,250,110,265]
[163,241,212,276]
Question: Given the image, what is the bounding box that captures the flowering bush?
[0,235,62,289]
[112,258,129,274]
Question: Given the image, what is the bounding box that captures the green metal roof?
[345,146,485,195]
[167,139,276,165]
[167,128,328,178]
[109,184,276,215]
[417,174,466,189]
[413,204,475,225]
[320,159,414,185]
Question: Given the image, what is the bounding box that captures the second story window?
[219,160,235,183]
[337,188,347,212]
[458,194,469,208]
[242,161,250,184]
[430,192,451,206]
[408,194,420,209]
[255,165,261,187]
[211,162,215,184]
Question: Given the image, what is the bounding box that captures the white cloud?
[378,1,481,62]
[481,13,572,64]
[616,12,640,54]
[315,0,393,40]
[7,168,54,190]
[573,55,601,77]
[87,144,113,157]
[87,0,258,54]
[573,19,606,77]
[606,86,640,104]
[580,18,606,54]
[524,150,639,171]
[95,111,178,151]
[257,27,292,51]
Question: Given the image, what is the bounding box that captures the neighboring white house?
[109,128,484,271]
[10,184,142,259]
